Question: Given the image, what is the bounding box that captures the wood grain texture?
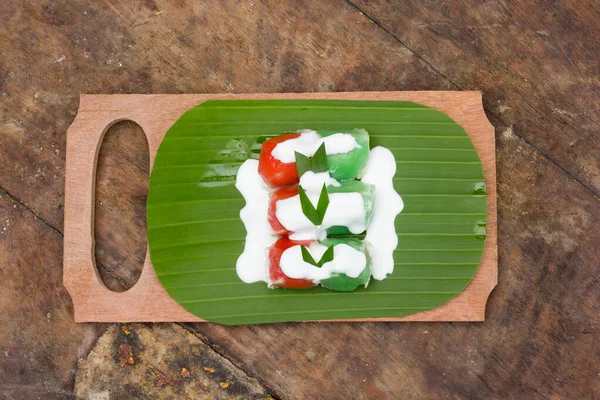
[0,188,107,399]
[63,91,497,322]
[74,324,273,399]
[349,0,600,195]
[94,121,149,292]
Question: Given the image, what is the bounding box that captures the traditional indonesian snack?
[267,237,371,292]
[258,129,370,187]
[236,129,403,291]
[268,180,375,238]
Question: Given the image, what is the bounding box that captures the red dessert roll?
[268,237,316,289]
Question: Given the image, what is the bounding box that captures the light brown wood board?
[63,91,497,323]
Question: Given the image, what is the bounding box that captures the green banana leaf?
[147,100,486,325]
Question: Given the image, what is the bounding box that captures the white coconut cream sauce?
[299,171,340,191]
[271,130,361,163]
[280,243,367,282]
[362,146,404,280]
[235,142,403,284]
[276,168,362,241]
[235,159,275,283]
[275,192,366,241]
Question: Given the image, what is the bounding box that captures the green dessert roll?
[319,237,371,292]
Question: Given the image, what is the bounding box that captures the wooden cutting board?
[64,91,497,323]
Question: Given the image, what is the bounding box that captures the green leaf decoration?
[318,245,335,267]
[316,183,330,222]
[300,245,318,266]
[147,99,487,325]
[294,151,312,176]
[294,142,329,176]
[311,143,329,173]
[301,244,335,268]
[298,184,329,226]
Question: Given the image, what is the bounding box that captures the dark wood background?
[1,0,598,398]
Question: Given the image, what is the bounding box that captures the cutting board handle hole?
[94,120,149,292]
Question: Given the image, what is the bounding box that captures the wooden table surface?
[0,1,598,399]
